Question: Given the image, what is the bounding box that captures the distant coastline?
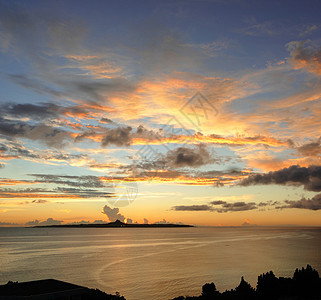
[33,219,194,228]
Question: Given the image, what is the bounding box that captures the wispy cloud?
[287,40,321,75]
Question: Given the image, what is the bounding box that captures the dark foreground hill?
[0,279,125,300]
[172,264,321,300]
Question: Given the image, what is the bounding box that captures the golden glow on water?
[0,227,320,300]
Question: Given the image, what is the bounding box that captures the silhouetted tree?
[220,289,237,300]
[234,276,255,300]
[257,271,279,297]
[201,282,219,299]
[293,264,320,299]
[277,277,294,298]
[82,288,126,300]
[171,265,321,300]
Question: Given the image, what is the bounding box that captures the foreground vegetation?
[82,289,125,299]
[172,265,321,300]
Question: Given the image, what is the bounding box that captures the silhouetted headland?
[0,279,125,299]
[33,219,194,228]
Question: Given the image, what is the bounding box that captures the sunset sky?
[1,0,321,226]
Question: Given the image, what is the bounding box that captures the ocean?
[0,226,320,300]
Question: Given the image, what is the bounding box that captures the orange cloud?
[74,127,288,148]
[0,179,39,186]
[64,54,123,79]
[287,41,321,75]
[99,169,249,186]
[132,133,288,147]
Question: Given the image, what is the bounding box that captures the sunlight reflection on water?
[0,226,320,300]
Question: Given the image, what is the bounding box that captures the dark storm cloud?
[118,157,250,186]
[172,204,213,211]
[74,130,98,143]
[0,173,115,199]
[0,187,63,199]
[277,193,321,211]
[0,101,99,123]
[258,200,280,207]
[0,118,25,136]
[172,201,259,213]
[0,101,58,120]
[0,184,113,200]
[123,160,165,172]
[128,143,215,171]
[296,139,321,156]
[101,205,125,222]
[100,118,113,124]
[215,201,257,213]
[102,126,132,147]
[47,152,87,161]
[55,187,113,198]
[0,143,8,151]
[165,144,213,168]
[101,125,164,148]
[133,125,163,141]
[210,200,227,205]
[29,174,106,188]
[0,187,45,195]
[199,169,245,178]
[0,117,71,148]
[0,142,41,160]
[239,165,321,192]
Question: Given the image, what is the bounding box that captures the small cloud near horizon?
[25,218,63,226]
[242,218,257,226]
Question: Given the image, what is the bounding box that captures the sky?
[0,0,321,226]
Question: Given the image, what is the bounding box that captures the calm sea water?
[0,226,320,300]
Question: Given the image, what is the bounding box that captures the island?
[33,219,194,228]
